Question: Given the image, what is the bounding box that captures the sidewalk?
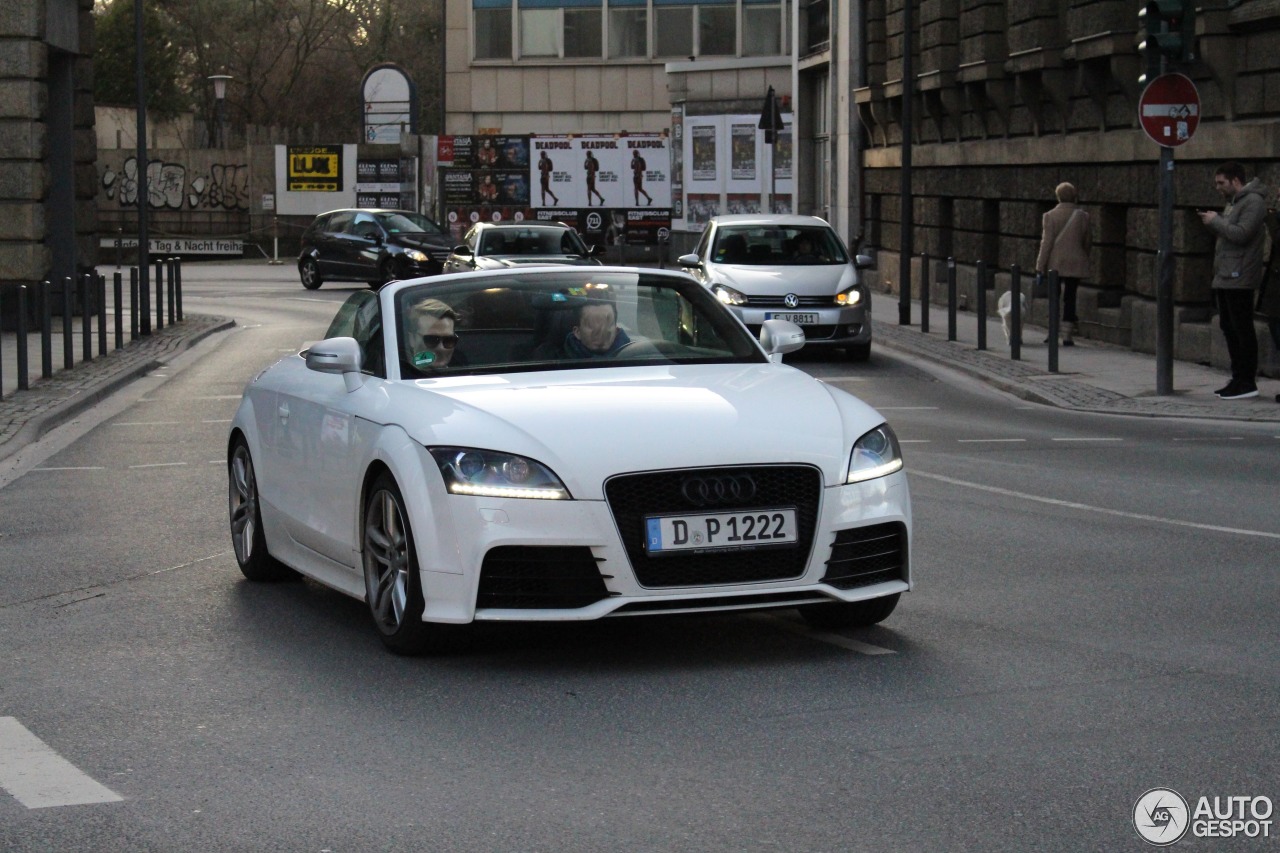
[0,311,234,463]
[868,288,1280,422]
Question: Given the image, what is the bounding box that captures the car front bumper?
[413,466,911,624]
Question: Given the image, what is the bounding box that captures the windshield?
[392,270,765,378]
[376,212,445,236]
[480,226,588,256]
[712,225,849,266]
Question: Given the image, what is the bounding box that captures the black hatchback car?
[297,209,454,289]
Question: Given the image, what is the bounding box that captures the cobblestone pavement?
[0,313,234,463]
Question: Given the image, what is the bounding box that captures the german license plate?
[766,312,819,325]
[644,508,798,553]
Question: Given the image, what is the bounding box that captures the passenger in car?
[564,299,632,358]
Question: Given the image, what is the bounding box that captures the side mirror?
[759,319,805,359]
[854,253,874,270]
[676,253,701,267]
[451,244,472,257]
[304,336,364,391]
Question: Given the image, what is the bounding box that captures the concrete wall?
[852,0,1280,357]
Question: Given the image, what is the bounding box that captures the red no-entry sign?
[1139,73,1201,147]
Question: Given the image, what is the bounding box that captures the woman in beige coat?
[1036,182,1092,345]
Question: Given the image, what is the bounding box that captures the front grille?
[605,465,822,588]
[476,546,611,609]
[745,295,832,308]
[821,522,907,589]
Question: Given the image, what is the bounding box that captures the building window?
[608,6,647,57]
[742,2,781,56]
[698,4,736,56]
[802,0,828,53]
[475,2,513,59]
[520,7,561,56]
[654,6,693,57]
[564,7,603,56]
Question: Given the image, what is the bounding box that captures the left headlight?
[403,249,430,263]
[713,284,749,306]
[846,423,903,484]
[429,447,571,500]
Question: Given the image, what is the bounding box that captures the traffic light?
[1138,0,1197,82]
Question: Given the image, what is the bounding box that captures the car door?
[314,211,354,278]
[273,290,386,567]
[339,212,385,280]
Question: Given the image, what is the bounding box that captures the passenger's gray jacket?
[1206,178,1269,291]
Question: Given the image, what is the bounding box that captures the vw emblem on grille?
[783,293,800,309]
[681,474,757,506]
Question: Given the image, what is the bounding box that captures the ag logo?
[586,212,603,231]
[1134,788,1190,846]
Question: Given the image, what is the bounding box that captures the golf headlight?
[429,447,570,500]
[713,284,748,306]
[835,286,862,307]
[846,424,904,484]
[404,249,429,263]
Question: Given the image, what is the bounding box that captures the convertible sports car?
[227,267,912,654]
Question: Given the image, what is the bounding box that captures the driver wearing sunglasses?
[407,297,460,370]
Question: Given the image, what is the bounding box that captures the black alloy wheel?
[300,258,323,290]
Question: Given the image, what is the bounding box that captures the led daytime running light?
[448,483,566,500]
[847,458,902,483]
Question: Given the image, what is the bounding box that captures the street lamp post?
[208,74,232,148]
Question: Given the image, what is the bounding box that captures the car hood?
[708,263,855,296]
[395,233,453,251]
[479,256,599,268]
[387,364,885,499]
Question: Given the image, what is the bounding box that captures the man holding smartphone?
[1198,162,1268,400]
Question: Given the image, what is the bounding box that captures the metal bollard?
[1010,264,1022,361]
[920,252,930,334]
[947,258,957,341]
[975,260,987,351]
[98,274,108,356]
[139,263,151,337]
[17,285,29,391]
[174,256,183,321]
[1047,269,1060,373]
[114,271,124,349]
[80,273,92,363]
[130,267,140,340]
[167,258,176,325]
[41,279,52,379]
[63,276,74,369]
[154,259,164,331]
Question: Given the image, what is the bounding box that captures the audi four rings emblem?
[681,475,757,506]
[783,293,800,309]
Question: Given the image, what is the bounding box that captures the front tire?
[362,474,464,655]
[299,258,322,290]
[228,440,297,582]
[372,258,397,289]
[799,593,899,630]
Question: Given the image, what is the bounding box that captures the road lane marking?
[899,439,931,444]
[1173,437,1244,442]
[0,718,122,809]
[957,438,1026,443]
[31,466,104,472]
[761,615,896,655]
[913,470,1280,540]
[194,395,245,401]
[111,421,182,427]
[202,419,233,424]
[127,462,187,469]
[876,406,939,410]
[1051,437,1124,442]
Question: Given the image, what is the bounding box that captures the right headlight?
[712,284,748,306]
[429,447,570,500]
[846,423,903,484]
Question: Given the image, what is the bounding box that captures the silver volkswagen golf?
[678,214,874,360]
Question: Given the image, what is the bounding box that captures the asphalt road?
[0,263,1276,851]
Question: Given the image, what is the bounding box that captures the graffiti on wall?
[101,157,250,210]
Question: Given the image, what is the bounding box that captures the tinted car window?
[713,225,848,266]
[377,212,446,236]
[324,290,385,377]
[327,211,355,234]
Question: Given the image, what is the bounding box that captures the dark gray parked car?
[297,209,454,289]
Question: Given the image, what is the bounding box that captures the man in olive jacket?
[1199,162,1268,399]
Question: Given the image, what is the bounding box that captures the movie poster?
[691,126,717,182]
[731,124,756,181]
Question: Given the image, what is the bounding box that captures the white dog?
[997,290,1028,344]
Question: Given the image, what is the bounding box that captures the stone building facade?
[851,0,1280,362]
[0,0,97,327]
